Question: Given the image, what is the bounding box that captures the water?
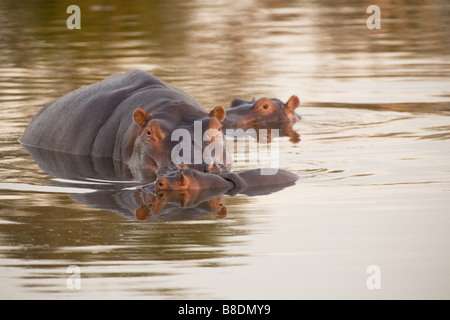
[1,0,450,299]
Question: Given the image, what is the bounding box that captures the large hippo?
[20,70,228,175]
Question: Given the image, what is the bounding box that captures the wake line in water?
[0,182,96,194]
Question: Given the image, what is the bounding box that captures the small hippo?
[144,167,298,197]
[222,95,301,129]
[20,70,228,175]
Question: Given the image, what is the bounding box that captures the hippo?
[143,167,298,197]
[20,70,228,176]
[221,95,301,129]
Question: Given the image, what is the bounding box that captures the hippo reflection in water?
[139,166,298,221]
[23,146,298,221]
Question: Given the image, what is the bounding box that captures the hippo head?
[224,95,300,128]
[131,106,230,174]
[174,107,230,174]
[131,108,170,173]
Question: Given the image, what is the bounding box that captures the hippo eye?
[156,179,166,189]
[263,105,269,110]
[146,130,152,137]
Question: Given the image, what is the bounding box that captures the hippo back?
[20,70,204,158]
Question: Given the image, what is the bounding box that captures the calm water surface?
[0,0,450,299]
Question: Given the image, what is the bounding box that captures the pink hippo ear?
[285,95,300,112]
[133,108,151,127]
[135,205,150,221]
[216,206,228,219]
[209,106,226,122]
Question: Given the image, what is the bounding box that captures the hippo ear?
[135,205,150,221]
[209,106,226,122]
[133,108,150,127]
[174,163,189,170]
[216,206,228,219]
[285,95,300,112]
